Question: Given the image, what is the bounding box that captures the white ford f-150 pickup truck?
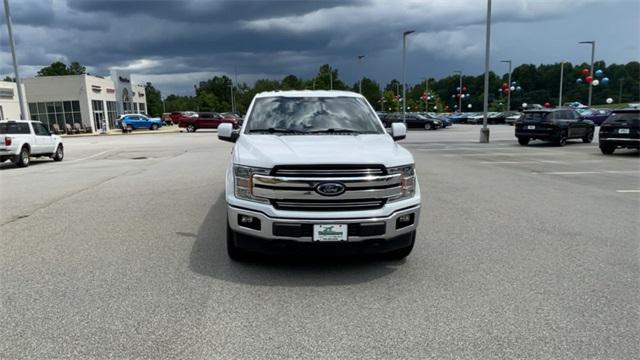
[0,120,64,167]
[218,91,421,260]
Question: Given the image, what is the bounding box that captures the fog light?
[238,214,261,230]
[396,213,414,229]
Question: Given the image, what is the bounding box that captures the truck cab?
[0,120,64,167]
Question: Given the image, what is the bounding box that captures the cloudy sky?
[1,0,638,95]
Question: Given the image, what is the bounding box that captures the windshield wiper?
[307,128,369,134]
[248,127,306,134]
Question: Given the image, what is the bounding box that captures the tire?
[227,221,251,261]
[150,124,159,131]
[582,130,594,143]
[187,124,196,133]
[52,145,64,161]
[14,146,30,167]
[517,137,530,146]
[385,231,415,260]
[600,144,615,155]
[555,130,568,146]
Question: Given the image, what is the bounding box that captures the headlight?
[387,164,416,202]
[234,165,270,203]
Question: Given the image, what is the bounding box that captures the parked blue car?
[118,114,163,131]
[576,108,611,126]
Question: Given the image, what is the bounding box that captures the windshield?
[245,96,383,134]
[604,112,640,126]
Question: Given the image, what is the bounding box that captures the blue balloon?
[516,86,522,91]
[511,81,517,86]
[601,77,610,85]
[595,69,604,78]
[576,78,583,84]
[456,87,460,91]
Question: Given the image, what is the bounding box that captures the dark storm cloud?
[2,0,638,95]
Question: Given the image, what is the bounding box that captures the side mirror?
[390,122,406,141]
[218,123,238,143]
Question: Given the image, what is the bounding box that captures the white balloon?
[510,86,515,91]
[522,103,528,108]
[592,79,600,86]
[606,97,614,104]
[467,104,472,108]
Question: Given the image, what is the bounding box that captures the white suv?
[0,120,64,167]
[218,91,421,260]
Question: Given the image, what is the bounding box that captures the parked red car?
[170,111,198,125]
[179,112,240,132]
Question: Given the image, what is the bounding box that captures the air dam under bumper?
[228,205,420,243]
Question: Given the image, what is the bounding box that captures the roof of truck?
[254,90,364,98]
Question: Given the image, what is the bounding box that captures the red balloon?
[581,68,589,76]
[456,93,461,98]
[462,86,467,92]
[503,88,510,94]
[585,76,593,84]
[544,102,551,108]
[502,83,508,89]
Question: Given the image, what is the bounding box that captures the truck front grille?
[253,165,399,211]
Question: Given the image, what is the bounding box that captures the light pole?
[402,30,415,124]
[558,60,565,107]
[579,40,595,106]
[618,78,624,104]
[329,67,333,90]
[479,0,492,143]
[500,60,512,111]
[453,70,462,112]
[358,55,365,94]
[3,0,26,119]
[229,84,235,113]
[423,77,429,112]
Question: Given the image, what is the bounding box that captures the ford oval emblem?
[315,182,346,196]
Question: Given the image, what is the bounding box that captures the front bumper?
[228,204,420,243]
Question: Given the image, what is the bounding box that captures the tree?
[281,75,304,90]
[144,82,163,116]
[2,76,15,82]
[36,61,86,77]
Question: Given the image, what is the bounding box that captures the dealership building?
[0,80,29,120]
[20,71,147,133]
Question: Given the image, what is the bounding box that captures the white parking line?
[442,152,561,157]
[533,170,640,175]
[64,150,109,164]
[616,190,640,193]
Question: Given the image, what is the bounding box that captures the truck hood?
[234,134,414,168]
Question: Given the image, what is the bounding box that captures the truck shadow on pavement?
[188,195,401,287]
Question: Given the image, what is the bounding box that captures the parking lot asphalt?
[1,125,638,359]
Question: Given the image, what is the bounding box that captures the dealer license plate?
[618,128,630,134]
[313,224,347,242]
[527,125,535,130]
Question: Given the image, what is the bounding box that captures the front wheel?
[227,221,251,261]
[600,144,615,155]
[186,124,196,133]
[582,130,594,143]
[150,123,159,131]
[517,137,530,146]
[52,145,64,161]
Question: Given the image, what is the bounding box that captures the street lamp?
[558,60,565,107]
[3,0,26,119]
[500,60,512,111]
[358,55,365,94]
[453,70,462,112]
[402,30,415,125]
[421,77,429,112]
[479,0,492,143]
[578,40,596,106]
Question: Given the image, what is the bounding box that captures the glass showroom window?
[27,100,83,132]
[106,101,118,129]
[138,103,146,114]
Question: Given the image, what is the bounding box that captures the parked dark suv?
[598,109,639,154]
[515,108,595,146]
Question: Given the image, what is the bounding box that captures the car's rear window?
[604,112,640,127]
[523,112,551,122]
[0,122,30,134]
